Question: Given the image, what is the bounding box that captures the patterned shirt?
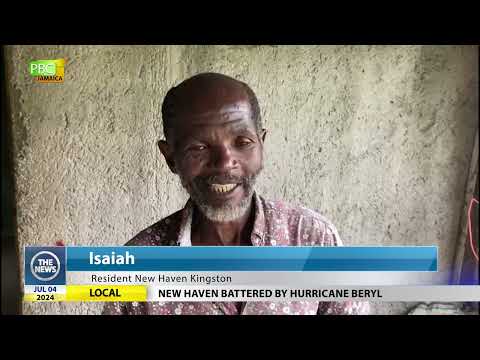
[103,193,370,315]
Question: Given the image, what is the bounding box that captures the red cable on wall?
[467,197,479,262]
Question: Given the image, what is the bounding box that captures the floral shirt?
[103,193,370,315]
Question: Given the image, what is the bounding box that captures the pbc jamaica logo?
[29,59,66,83]
[25,247,66,285]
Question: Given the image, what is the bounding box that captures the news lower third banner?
[23,246,480,302]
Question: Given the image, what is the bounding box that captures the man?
[103,72,370,315]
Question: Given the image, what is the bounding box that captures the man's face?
[161,98,266,222]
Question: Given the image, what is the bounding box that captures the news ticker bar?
[67,246,438,271]
[24,285,480,302]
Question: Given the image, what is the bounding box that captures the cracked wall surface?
[5,45,478,315]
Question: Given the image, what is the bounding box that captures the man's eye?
[237,139,253,147]
[189,145,207,151]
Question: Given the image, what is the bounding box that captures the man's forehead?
[176,88,251,118]
[175,106,256,137]
[174,73,251,115]
[166,73,260,142]
[178,101,251,121]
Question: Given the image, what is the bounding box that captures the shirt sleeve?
[317,222,372,315]
[101,228,158,315]
[317,300,371,315]
[102,301,128,315]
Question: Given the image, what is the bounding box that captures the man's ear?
[260,129,267,144]
[158,140,177,174]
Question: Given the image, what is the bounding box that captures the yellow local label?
[65,285,147,301]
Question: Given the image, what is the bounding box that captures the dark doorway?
[1,45,21,315]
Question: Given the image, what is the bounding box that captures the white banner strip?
[67,271,450,286]
[147,286,480,302]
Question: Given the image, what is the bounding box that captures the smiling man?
[103,72,370,315]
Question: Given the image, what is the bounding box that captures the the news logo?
[29,59,65,83]
[25,247,66,285]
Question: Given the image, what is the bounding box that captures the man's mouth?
[208,183,239,194]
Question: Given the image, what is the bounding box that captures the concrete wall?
[5,45,478,315]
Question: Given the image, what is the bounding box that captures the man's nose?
[211,145,238,171]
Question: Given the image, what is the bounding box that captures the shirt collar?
[176,192,266,246]
[177,199,194,246]
[250,192,266,246]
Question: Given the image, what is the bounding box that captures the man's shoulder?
[259,196,342,246]
[261,196,337,228]
[125,209,184,246]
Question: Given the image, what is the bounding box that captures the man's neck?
[191,200,255,246]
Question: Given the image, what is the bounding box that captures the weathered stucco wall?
[6,45,478,315]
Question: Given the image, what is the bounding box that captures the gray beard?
[195,189,254,222]
[179,172,259,222]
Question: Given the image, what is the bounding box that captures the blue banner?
[61,246,437,271]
